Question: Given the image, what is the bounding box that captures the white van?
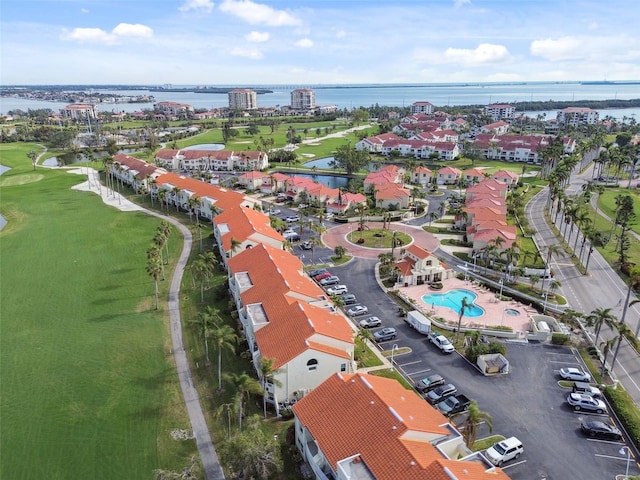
[485,437,523,466]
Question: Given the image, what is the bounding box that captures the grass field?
[0,144,195,479]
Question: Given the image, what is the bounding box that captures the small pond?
[303,156,378,171]
[182,144,225,151]
[42,148,137,167]
[289,173,349,189]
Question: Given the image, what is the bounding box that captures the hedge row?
[604,385,640,450]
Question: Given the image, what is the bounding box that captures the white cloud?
[61,28,117,45]
[453,0,471,8]
[228,46,263,59]
[179,0,215,13]
[219,0,302,26]
[334,29,346,39]
[61,23,154,45]
[443,43,511,65]
[294,38,313,48]
[245,31,269,42]
[530,37,583,61]
[80,8,89,14]
[112,23,153,38]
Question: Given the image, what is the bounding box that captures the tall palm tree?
[229,237,242,257]
[456,296,470,343]
[259,357,282,418]
[226,373,263,431]
[610,265,640,368]
[451,400,493,448]
[145,257,162,310]
[212,324,237,392]
[585,307,617,348]
[356,327,374,354]
[215,402,237,439]
[194,306,220,364]
[540,245,560,293]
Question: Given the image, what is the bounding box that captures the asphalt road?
[525,167,640,405]
[328,258,639,480]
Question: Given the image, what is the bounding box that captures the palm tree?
[226,373,263,431]
[229,237,242,257]
[334,245,347,259]
[146,257,162,310]
[259,357,282,418]
[585,307,617,348]
[171,186,182,212]
[356,327,374,354]
[455,296,470,343]
[600,336,618,377]
[194,306,220,364]
[451,400,493,448]
[27,150,38,171]
[211,324,237,392]
[610,265,640,369]
[215,402,237,439]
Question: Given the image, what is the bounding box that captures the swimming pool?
[422,288,485,317]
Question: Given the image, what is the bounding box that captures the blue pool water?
[422,288,485,317]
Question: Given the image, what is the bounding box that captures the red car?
[314,271,332,281]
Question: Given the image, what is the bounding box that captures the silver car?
[566,393,607,414]
[347,305,368,317]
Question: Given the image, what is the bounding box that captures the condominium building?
[228,89,258,110]
[410,101,434,115]
[556,107,599,126]
[61,103,98,120]
[291,89,316,110]
[484,103,515,120]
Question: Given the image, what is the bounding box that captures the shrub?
[280,407,294,420]
[603,386,640,450]
[465,341,507,363]
[551,333,570,345]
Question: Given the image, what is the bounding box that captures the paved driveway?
[329,258,639,480]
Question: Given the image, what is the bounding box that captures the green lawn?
[0,144,195,479]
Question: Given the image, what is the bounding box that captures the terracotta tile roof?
[227,244,353,368]
[493,169,520,180]
[483,120,510,130]
[213,205,282,251]
[293,373,510,480]
[464,167,487,178]
[113,154,165,177]
[473,227,517,246]
[375,183,410,200]
[406,244,433,259]
[438,166,462,175]
[155,172,246,211]
[415,166,433,174]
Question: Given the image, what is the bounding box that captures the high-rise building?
[290,88,316,110]
[228,89,257,110]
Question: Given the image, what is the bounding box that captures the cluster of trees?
[146,221,172,310]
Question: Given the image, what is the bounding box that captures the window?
[307,359,318,371]
[340,363,347,372]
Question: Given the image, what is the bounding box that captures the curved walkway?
[322,221,440,259]
[67,167,225,480]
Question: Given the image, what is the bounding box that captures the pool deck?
[399,277,535,332]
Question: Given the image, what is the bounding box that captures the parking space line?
[500,459,527,469]
[549,360,580,364]
[594,453,633,461]
[545,352,577,356]
[572,411,609,416]
[399,360,422,367]
[586,438,625,445]
[406,368,432,377]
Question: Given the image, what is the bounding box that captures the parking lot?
[328,258,639,480]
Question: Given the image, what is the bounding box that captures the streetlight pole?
[499,279,503,300]
[390,344,399,371]
[619,446,631,479]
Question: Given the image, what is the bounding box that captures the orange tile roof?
[156,172,245,211]
[213,205,282,251]
[227,244,353,367]
[293,373,510,480]
[375,183,410,200]
[406,244,433,259]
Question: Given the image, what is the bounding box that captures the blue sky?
[2,0,639,85]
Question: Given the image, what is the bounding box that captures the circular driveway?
[322,221,440,259]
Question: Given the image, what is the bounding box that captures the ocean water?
[1,82,639,119]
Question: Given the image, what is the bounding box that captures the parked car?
[573,381,603,399]
[319,276,340,286]
[269,208,281,215]
[580,421,622,440]
[485,437,524,467]
[426,383,457,404]
[301,241,313,250]
[566,393,607,414]
[307,268,328,278]
[313,271,332,281]
[359,316,382,328]
[325,285,348,295]
[347,305,369,317]
[560,367,591,382]
[298,203,308,209]
[283,232,300,242]
[325,212,334,220]
[414,374,445,393]
[285,215,300,223]
[373,327,397,342]
[340,294,357,305]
